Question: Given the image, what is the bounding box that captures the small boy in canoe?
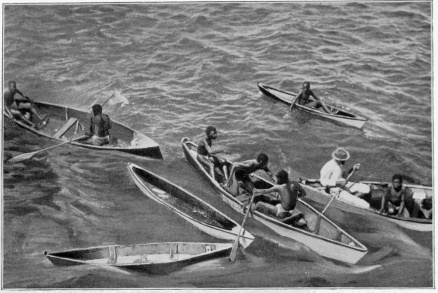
[290,81,333,114]
[379,174,410,217]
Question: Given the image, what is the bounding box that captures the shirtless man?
[87,104,112,146]
[197,126,228,182]
[227,153,275,196]
[290,81,333,114]
[253,170,307,226]
[4,81,47,128]
[379,174,410,217]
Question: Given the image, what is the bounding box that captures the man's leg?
[316,101,334,114]
[18,102,45,120]
[346,182,371,202]
[10,109,36,128]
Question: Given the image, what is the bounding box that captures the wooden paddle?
[8,135,88,164]
[312,165,360,234]
[229,191,256,262]
[321,164,360,214]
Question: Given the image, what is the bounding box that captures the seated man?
[290,81,333,114]
[4,81,48,128]
[197,126,228,182]
[320,147,371,202]
[87,104,112,146]
[227,153,275,196]
[253,170,307,227]
[379,174,410,217]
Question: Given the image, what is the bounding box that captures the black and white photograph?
[2,1,434,289]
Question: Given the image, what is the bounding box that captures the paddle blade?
[8,151,39,164]
[229,238,240,262]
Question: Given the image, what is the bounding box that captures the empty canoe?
[44,242,233,274]
[181,137,368,264]
[5,101,163,159]
[258,83,368,129]
[127,163,255,248]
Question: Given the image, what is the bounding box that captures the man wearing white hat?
[320,147,370,201]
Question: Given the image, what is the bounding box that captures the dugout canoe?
[301,179,433,232]
[127,163,255,248]
[4,101,163,159]
[257,83,368,129]
[44,241,233,274]
[181,137,368,264]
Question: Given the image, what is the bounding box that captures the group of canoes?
[5,80,432,273]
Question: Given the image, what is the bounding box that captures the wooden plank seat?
[53,118,78,139]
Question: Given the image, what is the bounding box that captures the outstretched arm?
[254,185,281,198]
[290,92,302,111]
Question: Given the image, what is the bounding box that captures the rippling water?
[2,2,433,289]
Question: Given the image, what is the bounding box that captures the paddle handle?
[229,192,256,261]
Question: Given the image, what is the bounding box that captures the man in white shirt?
[320,147,370,201]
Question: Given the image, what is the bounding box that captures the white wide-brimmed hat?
[332,147,350,161]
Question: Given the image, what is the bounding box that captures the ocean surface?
[2,2,433,289]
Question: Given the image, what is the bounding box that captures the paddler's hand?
[353,164,361,170]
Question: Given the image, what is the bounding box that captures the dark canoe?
[302,179,432,232]
[181,138,368,264]
[5,101,163,159]
[44,242,233,274]
[127,163,255,248]
[257,83,368,129]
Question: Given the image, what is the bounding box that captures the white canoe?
[181,137,368,264]
[127,163,255,248]
[45,241,233,274]
[258,83,368,129]
[302,179,432,232]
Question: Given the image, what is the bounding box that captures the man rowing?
[4,81,48,129]
[320,147,370,201]
[197,126,228,182]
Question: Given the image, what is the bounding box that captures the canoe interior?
[183,139,363,248]
[30,102,154,149]
[46,242,232,266]
[131,166,237,231]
